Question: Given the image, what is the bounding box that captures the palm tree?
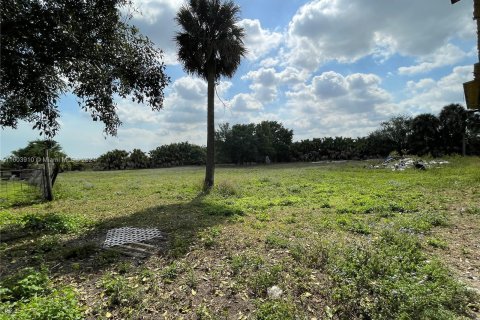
[175,0,246,190]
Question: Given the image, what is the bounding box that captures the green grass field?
[0,180,43,209]
[0,158,479,319]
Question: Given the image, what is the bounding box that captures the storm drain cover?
[103,227,164,248]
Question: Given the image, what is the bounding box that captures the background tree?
[175,0,246,190]
[228,124,257,165]
[97,150,129,170]
[379,115,412,156]
[215,123,232,163]
[4,140,67,188]
[408,114,440,156]
[1,0,169,137]
[5,140,66,170]
[255,121,293,162]
[149,142,206,168]
[466,111,480,154]
[439,104,469,155]
[129,149,150,169]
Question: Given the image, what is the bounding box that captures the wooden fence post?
[43,148,53,201]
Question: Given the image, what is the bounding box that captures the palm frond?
[175,0,246,80]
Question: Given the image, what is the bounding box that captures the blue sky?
[1,0,477,158]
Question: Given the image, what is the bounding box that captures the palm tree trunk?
[204,66,215,191]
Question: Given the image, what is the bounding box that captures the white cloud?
[220,66,311,117]
[240,66,309,105]
[285,0,473,71]
[282,71,394,139]
[260,57,280,68]
[116,101,163,125]
[128,0,182,65]
[230,93,263,112]
[312,71,348,99]
[287,71,391,113]
[238,19,283,60]
[116,76,233,147]
[399,65,472,114]
[398,44,472,75]
[127,6,285,65]
[110,76,233,148]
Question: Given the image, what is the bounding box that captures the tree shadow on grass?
[0,193,238,278]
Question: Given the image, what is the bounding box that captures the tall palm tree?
[175,0,246,190]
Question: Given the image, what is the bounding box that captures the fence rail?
[0,169,46,207]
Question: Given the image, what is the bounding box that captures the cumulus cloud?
[398,44,473,75]
[399,65,472,114]
[287,113,383,140]
[312,72,348,99]
[243,67,308,86]
[239,66,309,104]
[230,93,263,111]
[287,71,392,113]
[238,19,283,60]
[111,76,233,148]
[128,0,182,65]
[281,71,394,139]
[260,57,280,68]
[116,101,162,125]
[127,4,285,65]
[285,0,473,70]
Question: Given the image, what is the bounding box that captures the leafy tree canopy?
[379,115,412,155]
[5,140,67,169]
[97,149,130,170]
[0,0,169,137]
[409,114,440,156]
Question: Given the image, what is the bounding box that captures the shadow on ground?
[0,193,235,278]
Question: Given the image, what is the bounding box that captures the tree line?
[2,104,479,171]
[293,104,479,161]
[96,142,206,170]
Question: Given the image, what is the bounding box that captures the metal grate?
[103,227,164,248]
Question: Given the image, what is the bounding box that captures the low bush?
[0,268,50,302]
[22,213,82,234]
[0,268,83,319]
[102,275,142,307]
[256,300,296,320]
[249,265,282,297]
[2,288,83,320]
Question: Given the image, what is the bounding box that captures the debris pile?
[369,157,450,171]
